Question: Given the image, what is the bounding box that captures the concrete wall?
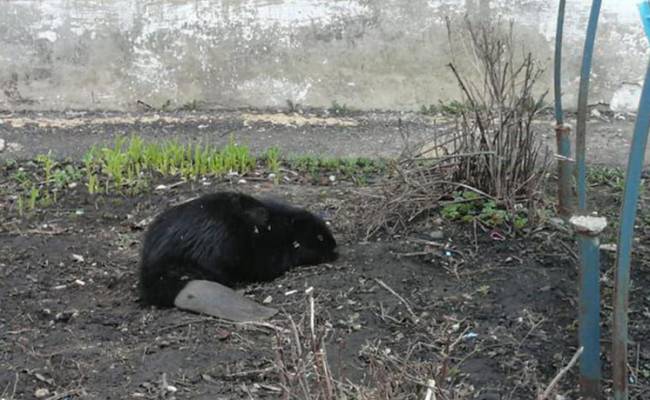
[0,0,647,112]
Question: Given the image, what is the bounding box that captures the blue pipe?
[612,9,650,398]
[554,0,567,125]
[577,232,602,396]
[554,0,572,217]
[575,0,602,211]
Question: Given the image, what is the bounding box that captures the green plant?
[290,156,319,174]
[12,169,31,188]
[420,104,438,115]
[161,99,173,112]
[588,166,625,191]
[178,100,200,111]
[478,200,508,226]
[286,99,301,113]
[83,147,100,194]
[265,147,281,175]
[35,151,55,187]
[328,100,350,116]
[52,165,81,190]
[28,185,39,211]
[438,100,472,115]
[441,190,527,229]
[101,137,129,190]
[221,136,254,174]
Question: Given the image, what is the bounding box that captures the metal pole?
[571,216,607,399]
[554,0,566,126]
[554,0,573,218]
[575,0,602,211]
[612,58,650,400]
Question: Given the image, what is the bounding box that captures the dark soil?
[0,109,642,167]
[1,164,650,399]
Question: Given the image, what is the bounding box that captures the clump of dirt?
[1,163,650,399]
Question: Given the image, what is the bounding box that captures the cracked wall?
[0,0,646,111]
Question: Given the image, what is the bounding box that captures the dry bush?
[445,18,550,205]
[271,293,476,400]
[272,292,342,400]
[359,18,550,239]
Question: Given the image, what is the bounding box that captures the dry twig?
[537,346,583,400]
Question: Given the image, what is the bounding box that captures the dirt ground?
[0,108,642,166]
[1,110,650,399]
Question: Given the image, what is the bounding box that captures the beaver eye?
[317,234,324,242]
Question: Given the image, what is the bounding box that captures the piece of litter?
[34,388,50,398]
[263,296,273,304]
[237,179,247,184]
[328,175,336,182]
[284,290,298,296]
[489,230,506,241]
[305,286,314,294]
[463,332,479,339]
[74,279,86,286]
[34,373,53,384]
[72,254,85,262]
[155,184,168,190]
[53,284,67,290]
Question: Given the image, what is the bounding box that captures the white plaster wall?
[0,0,647,111]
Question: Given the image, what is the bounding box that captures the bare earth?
[1,109,649,399]
[0,109,641,166]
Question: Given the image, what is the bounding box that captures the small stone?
[600,243,617,252]
[428,231,444,240]
[55,309,79,323]
[237,179,246,184]
[0,138,5,152]
[34,388,50,398]
[155,184,168,190]
[72,254,84,262]
[215,328,231,341]
[262,296,273,304]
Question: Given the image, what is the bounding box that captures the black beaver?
[139,191,338,307]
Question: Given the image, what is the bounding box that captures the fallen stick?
[538,346,584,400]
[375,278,419,323]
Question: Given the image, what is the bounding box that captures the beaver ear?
[244,206,269,226]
